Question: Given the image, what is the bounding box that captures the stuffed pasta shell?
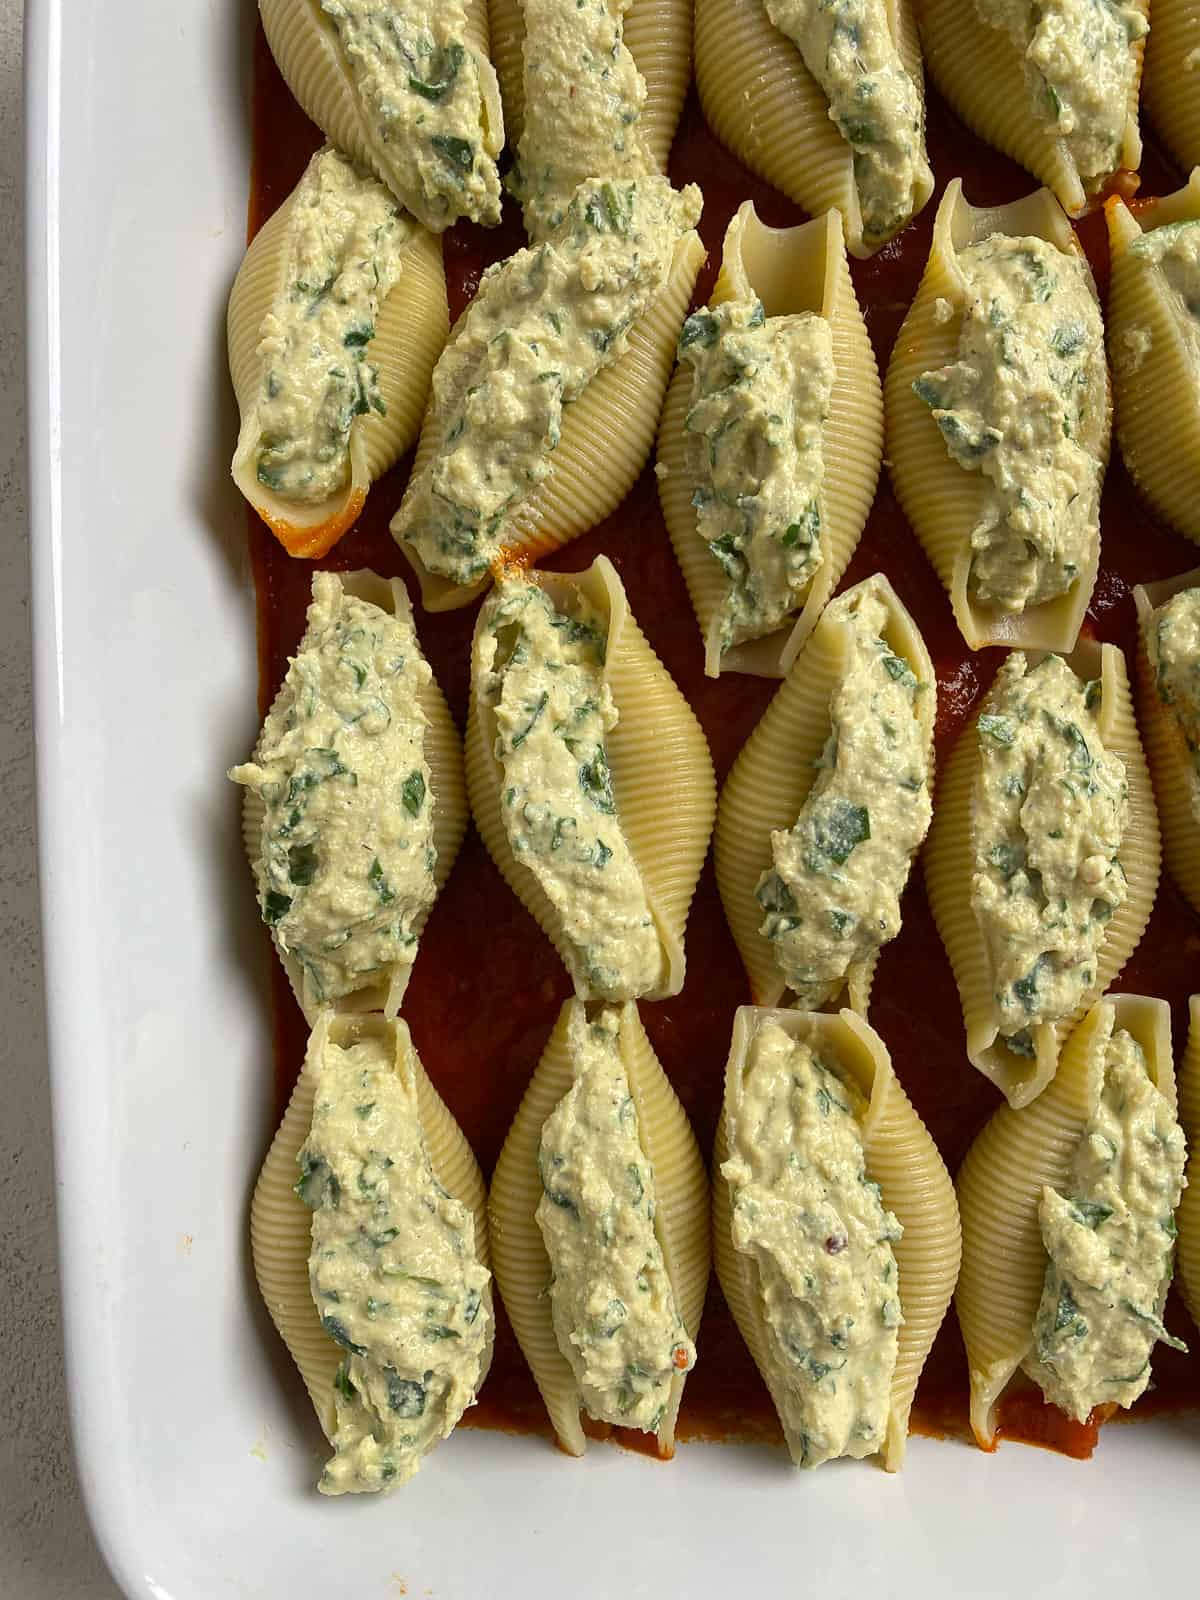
[258,0,504,231]
[921,0,1148,216]
[391,175,704,609]
[488,998,708,1454]
[712,1006,960,1471]
[885,180,1109,653]
[1107,175,1200,546]
[925,642,1159,1109]
[715,575,934,1013]
[1178,995,1200,1331]
[1144,0,1200,173]
[250,1011,493,1494]
[1134,569,1200,915]
[695,0,932,259]
[490,0,690,242]
[657,202,882,678]
[227,146,448,559]
[465,556,714,1000]
[231,569,466,1023]
[955,995,1186,1450]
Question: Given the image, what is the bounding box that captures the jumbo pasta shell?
[954,994,1173,1449]
[241,571,467,1023]
[258,0,503,231]
[393,228,706,611]
[921,0,1147,216]
[694,0,930,259]
[657,203,883,678]
[1144,1,1200,173]
[487,998,709,1455]
[1107,176,1200,546]
[925,640,1160,1108]
[487,0,691,171]
[714,573,934,1012]
[712,1006,960,1471]
[1133,569,1200,917]
[465,555,715,998]
[885,180,1109,653]
[249,1011,493,1445]
[1178,995,1200,1332]
[228,153,448,559]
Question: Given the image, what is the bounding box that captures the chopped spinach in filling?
[1148,585,1200,825]
[393,176,702,585]
[1129,217,1200,370]
[680,297,834,659]
[971,652,1128,1053]
[253,149,407,504]
[722,1021,902,1467]
[755,588,931,1007]
[914,233,1105,613]
[510,0,655,242]
[477,579,663,999]
[1023,1027,1186,1423]
[230,572,436,1008]
[317,0,501,227]
[536,1007,695,1430]
[298,1033,491,1495]
[766,0,932,245]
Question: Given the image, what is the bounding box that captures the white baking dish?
[24,3,1200,1595]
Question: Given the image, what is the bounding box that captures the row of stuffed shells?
[955,993,1194,1452]
[926,638,1159,1110]
[657,201,884,679]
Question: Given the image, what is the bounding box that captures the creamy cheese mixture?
[1129,218,1200,371]
[395,176,702,585]
[977,0,1147,188]
[231,573,436,1008]
[297,1032,491,1494]
[1148,586,1200,824]
[721,1021,902,1467]
[914,233,1104,613]
[317,0,501,227]
[765,0,932,246]
[536,1007,695,1430]
[511,0,656,243]
[679,297,835,659]
[478,578,663,998]
[971,652,1128,1054]
[1023,1027,1187,1423]
[755,589,931,1007]
[253,149,407,504]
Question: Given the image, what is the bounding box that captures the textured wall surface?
[1,6,124,1595]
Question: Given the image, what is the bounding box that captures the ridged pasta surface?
[884,180,1106,652]
[1134,571,1200,917]
[925,642,1160,1107]
[1143,0,1200,174]
[657,203,882,678]
[1178,995,1200,1331]
[954,995,1173,1446]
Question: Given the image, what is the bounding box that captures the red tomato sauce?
[246,23,1199,1460]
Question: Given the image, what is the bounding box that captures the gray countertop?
[1,6,123,1595]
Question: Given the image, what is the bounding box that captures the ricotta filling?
[479,579,663,999]
[536,1007,695,1431]
[765,0,932,246]
[722,1021,902,1467]
[977,0,1146,188]
[317,0,502,226]
[253,149,407,504]
[511,0,656,243]
[231,572,437,1008]
[1129,218,1200,371]
[679,297,835,658]
[1023,1027,1187,1423]
[971,652,1128,1054]
[755,589,931,1008]
[395,175,702,585]
[297,1033,491,1495]
[914,233,1104,613]
[1148,586,1200,825]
